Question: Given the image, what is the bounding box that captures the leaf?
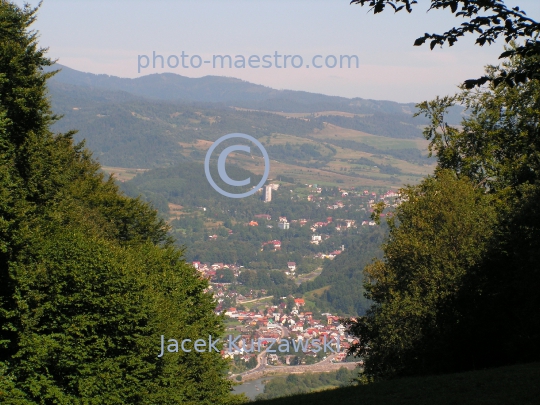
[499,50,514,59]
[414,37,427,46]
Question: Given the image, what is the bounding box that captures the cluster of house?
[239,199,392,247]
[313,249,344,260]
[192,261,241,281]
[261,240,282,251]
[208,230,233,240]
[222,302,353,363]
[207,189,399,241]
[326,201,346,210]
[251,189,401,237]
[212,285,248,311]
[361,220,379,226]
[306,188,400,207]
[251,215,292,230]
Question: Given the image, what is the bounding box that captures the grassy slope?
[253,362,540,405]
[173,128,434,189]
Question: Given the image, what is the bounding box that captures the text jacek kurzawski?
[158,335,340,357]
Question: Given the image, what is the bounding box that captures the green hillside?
[46,71,439,188]
[298,228,386,315]
[254,362,540,405]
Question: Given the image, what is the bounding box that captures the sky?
[19,0,540,103]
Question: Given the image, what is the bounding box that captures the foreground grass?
[253,362,540,405]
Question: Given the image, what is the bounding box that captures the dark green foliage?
[300,228,386,316]
[350,157,378,166]
[8,226,236,404]
[345,171,498,378]
[0,2,244,403]
[237,269,290,290]
[346,54,540,380]
[377,164,401,175]
[122,161,264,208]
[216,268,235,283]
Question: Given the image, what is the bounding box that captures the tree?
[350,0,540,88]
[0,2,244,403]
[344,170,498,379]
[415,50,540,371]
[216,268,235,283]
[286,296,296,313]
[345,53,540,380]
[286,373,299,384]
[416,46,540,193]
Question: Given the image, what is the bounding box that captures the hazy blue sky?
[21,0,540,103]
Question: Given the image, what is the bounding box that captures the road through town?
[231,325,360,382]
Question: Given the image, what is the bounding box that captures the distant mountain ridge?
[45,64,464,121]
[45,64,456,171]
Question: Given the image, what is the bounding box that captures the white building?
[263,185,272,202]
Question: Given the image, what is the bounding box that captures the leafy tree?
[346,52,540,380]
[0,2,244,404]
[351,0,540,88]
[345,171,497,379]
[216,268,235,283]
[286,296,296,313]
[286,374,299,384]
[415,50,540,371]
[417,47,540,193]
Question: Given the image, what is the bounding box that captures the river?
[232,377,275,400]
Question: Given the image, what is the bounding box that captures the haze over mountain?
[46,64,464,120]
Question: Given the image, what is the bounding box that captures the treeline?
[237,269,291,289]
[121,161,264,210]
